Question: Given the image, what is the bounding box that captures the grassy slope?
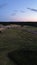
[0,26,37,65]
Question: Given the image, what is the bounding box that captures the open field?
[0,25,37,65]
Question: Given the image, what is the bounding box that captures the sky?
[0,0,37,21]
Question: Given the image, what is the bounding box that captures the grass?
[0,26,37,65]
[8,48,37,65]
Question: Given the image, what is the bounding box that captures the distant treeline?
[0,22,37,27]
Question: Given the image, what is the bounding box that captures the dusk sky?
[0,0,37,21]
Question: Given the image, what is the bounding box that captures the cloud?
[11,12,16,16]
[11,10,18,16]
[27,8,37,12]
[20,10,25,13]
[13,10,18,12]
[13,10,25,13]
[0,3,7,8]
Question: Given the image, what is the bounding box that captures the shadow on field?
[7,48,37,65]
[0,31,2,33]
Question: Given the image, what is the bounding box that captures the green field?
[0,26,37,65]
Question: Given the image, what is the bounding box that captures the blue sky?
[0,0,37,21]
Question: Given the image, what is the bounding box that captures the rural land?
[0,22,37,65]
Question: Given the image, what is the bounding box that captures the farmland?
[0,25,37,65]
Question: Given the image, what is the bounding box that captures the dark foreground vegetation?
[8,48,37,65]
